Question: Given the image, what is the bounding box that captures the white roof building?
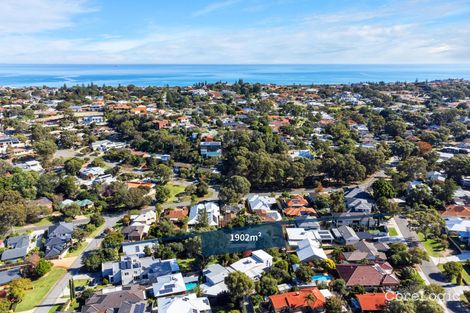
[14,160,44,172]
[201,264,229,297]
[131,210,157,226]
[296,238,327,262]
[286,227,317,248]
[228,250,273,280]
[247,195,277,212]
[152,273,186,298]
[188,202,220,226]
[157,294,211,313]
[247,195,281,221]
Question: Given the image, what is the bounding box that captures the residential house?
[356,293,396,312]
[284,207,317,217]
[294,216,321,230]
[341,240,389,263]
[1,235,29,262]
[14,160,44,172]
[45,222,74,258]
[442,205,470,219]
[157,294,212,313]
[152,273,186,298]
[336,263,400,289]
[334,226,360,245]
[228,250,273,280]
[163,207,189,224]
[200,141,222,157]
[269,287,326,312]
[344,187,374,213]
[247,195,281,221]
[188,202,220,227]
[91,140,126,152]
[0,136,21,154]
[286,227,317,248]
[312,230,334,243]
[81,115,105,125]
[122,239,159,257]
[286,195,310,208]
[79,167,106,179]
[201,264,229,297]
[333,212,375,227]
[122,225,149,241]
[81,285,147,313]
[28,197,53,210]
[296,238,327,262]
[131,210,157,225]
[289,149,314,160]
[92,174,116,185]
[0,268,21,286]
[427,171,446,183]
[102,255,179,285]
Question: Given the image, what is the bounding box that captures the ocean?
[0,64,469,87]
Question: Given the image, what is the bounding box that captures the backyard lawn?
[15,268,66,312]
[418,233,444,257]
[177,258,195,272]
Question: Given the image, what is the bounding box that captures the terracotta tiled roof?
[284,207,317,217]
[442,205,470,218]
[336,263,399,287]
[286,195,309,207]
[269,287,326,311]
[356,293,396,311]
[163,207,189,220]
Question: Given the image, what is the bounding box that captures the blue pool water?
[312,275,333,282]
[185,282,198,291]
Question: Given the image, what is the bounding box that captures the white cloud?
[0,0,95,34]
[192,0,240,17]
[0,0,468,64]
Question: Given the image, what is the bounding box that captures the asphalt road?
[394,216,469,313]
[33,213,124,313]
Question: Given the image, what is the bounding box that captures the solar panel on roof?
[133,303,145,313]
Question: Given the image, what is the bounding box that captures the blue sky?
[1,0,470,64]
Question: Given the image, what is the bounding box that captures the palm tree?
[304,292,317,308]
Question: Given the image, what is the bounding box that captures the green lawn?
[437,263,470,285]
[89,224,105,238]
[166,183,186,203]
[388,227,399,237]
[418,233,444,257]
[48,304,61,313]
[74,279,89,288]
[15,268,67,312]
[177,258,195,272]
[65,224,104,257]
[65,242,87,258]
[34,217,54,227]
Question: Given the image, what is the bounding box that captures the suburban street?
[33,213,125,313]
[395,216,470,313]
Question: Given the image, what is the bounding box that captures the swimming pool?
[185,282,198,290]
[312,275,332,282]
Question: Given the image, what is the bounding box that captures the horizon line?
[0,63,470,66]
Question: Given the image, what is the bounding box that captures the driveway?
[33,213,124,313]
[394,216,469,313]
